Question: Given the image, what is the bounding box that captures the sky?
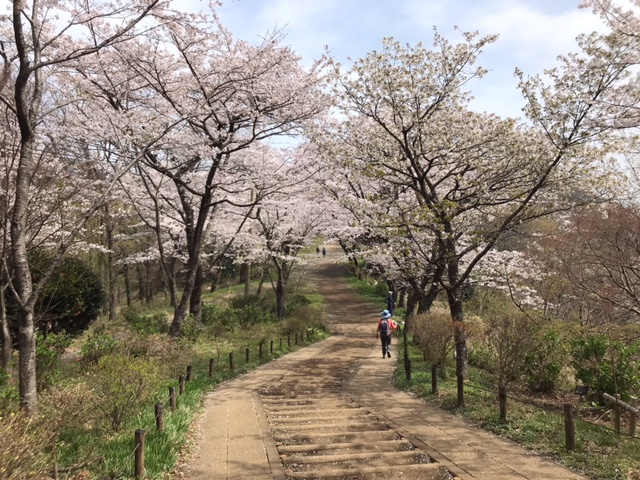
[181,0,610,119]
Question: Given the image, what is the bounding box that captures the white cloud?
[177,0,613,118]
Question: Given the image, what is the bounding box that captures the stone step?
[272,421,390,435]
[267,409,370,420]
[285,462,452,480]
[278,439,413,456]
[269,413,380,426]
[275,429,399,445]
[264,403,359,413]
[282,450,430,468]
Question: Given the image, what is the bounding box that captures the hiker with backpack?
[376,310,398,358]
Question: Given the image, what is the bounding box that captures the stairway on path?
[258,354,456,480]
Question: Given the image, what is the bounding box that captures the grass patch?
[3,278,329,480]
[394,340,640,480]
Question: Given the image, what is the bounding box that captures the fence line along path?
[181,243,588,480]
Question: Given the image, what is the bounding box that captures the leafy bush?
[180,314,200,342]
[79,332,120,366]
[134,313,169,335]
[88,354,162,431]
[8,250,104,336]
[229,295,275,325]
[35,331,71,390]
[201,303,237,331]
[0,369,18,412]
[373,280,389,298]
[286,294,312,313]
[280,305,324,336]
[121,306,169,335]
[524,328,568,393]
[571,334,640,402]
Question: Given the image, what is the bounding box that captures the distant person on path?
[376,310,398,358]
[316,245,320,255]
[322,246,326,257]
[386,291,396,315]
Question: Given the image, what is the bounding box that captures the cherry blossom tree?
[101,16,331,337]
[243,146,329,317]
[321,28,636,407]
[3,0,170,413]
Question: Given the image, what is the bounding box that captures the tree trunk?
[244,261,251,296]
[145,261,153,303]
[168,248,201,338]
[275,274,286,319]
[104,204,116,321]
[0,285,11,371]
[209,268,222,293]
[137,264,145,302]
[446,287,467,379]
[398,287,407,308]
[124,263,132,307]
[12,136,38,412]
[404,290,418,333]
[256,265,268,296]
[189,264,203,323]
[417,282,439,314]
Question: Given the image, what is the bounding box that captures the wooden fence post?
[229,352,234,369]
[499,386,508,423]
[615,394,621,433]
[270,340,274,355]
[431,366,437,394]
[134,429,145,479]
[209,358,215,377]
[564,403,575,451]
[179,375,185,395]
[631,397,637,437]
[186,365,192,381]
[169,387,176,411]
[287,335,291,347]
[279,338,283,349]
[246,347,250,364]
[259,342,263,359]
[155,403,164,432]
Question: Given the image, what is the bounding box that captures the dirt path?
[182,243,589,480]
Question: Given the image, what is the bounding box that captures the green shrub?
[121,306,169,335]
[524,328,568,393]
[136,313,169,334]
[179,314,200,342]
[373,280,389,298]
[35,331,71,390]
[0,370,18,412]
[79,332,120,366]
[468,342,495,372]
[8,250,104,336]
[571,334,640,402]
[201,303,237,332]
[228,295,275,325]
[280,305,324,336]
[88,354,162,431]
[286,294,312,313]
